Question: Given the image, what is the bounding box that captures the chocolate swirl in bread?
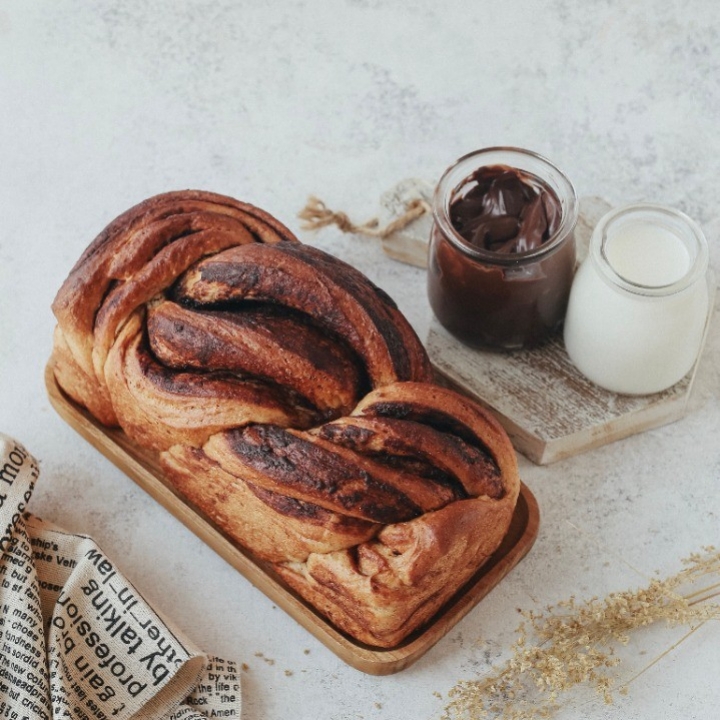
[51,190,520,648]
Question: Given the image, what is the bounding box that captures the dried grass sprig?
[443,548,720,720]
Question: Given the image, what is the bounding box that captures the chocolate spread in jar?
[428,162,577,350]
[450,165,562,254]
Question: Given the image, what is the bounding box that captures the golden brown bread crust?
[51,191,519,648]
[172,241,431,387]
[161,445,380,563]
[52,190,297,424]
[277,382,519,646]
[146,301,363,416]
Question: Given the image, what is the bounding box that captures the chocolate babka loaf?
[51,190,520,648]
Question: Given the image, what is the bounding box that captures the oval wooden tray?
[45,362,539,675]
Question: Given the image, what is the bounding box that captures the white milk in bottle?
[563,204,710,395]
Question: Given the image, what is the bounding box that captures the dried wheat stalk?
[443,548,720,720]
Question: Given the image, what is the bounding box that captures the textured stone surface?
[1,2,719,718]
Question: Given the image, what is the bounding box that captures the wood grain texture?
[45,361,539,675]
[428,322,696,465]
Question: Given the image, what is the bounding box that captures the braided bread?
[51,190,520,648]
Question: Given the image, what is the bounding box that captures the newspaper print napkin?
[0,433,241,720]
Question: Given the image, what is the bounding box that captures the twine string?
[298,195,431,239]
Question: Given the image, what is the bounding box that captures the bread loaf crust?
[51,190,520,648]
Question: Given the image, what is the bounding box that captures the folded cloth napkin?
[0,433,241,720]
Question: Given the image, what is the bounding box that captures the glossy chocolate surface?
[428,164,576,350]
[449,164,562,254]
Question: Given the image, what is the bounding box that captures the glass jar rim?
[432,146,579,265]
[591,203,709,297]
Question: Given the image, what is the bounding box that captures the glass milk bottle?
[563,204,710,395]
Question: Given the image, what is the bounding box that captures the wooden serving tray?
[45,362,539,675]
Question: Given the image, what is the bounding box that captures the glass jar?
[427,147,578,350]
[563,204,710,395]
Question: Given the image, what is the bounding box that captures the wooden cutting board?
[429,323,698,465]
[45,362,539,675]
[374,189,715,464]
